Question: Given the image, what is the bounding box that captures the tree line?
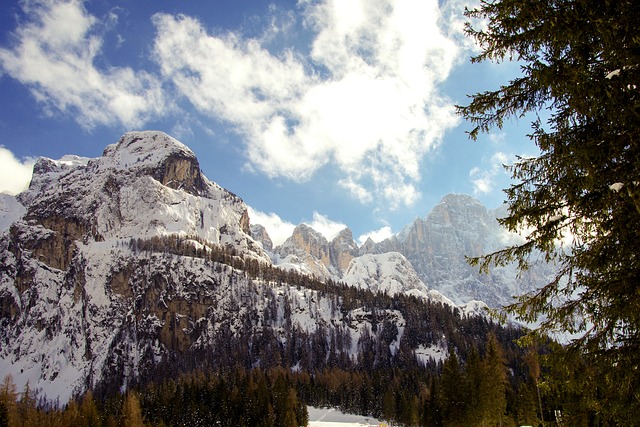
[0,332,556,427]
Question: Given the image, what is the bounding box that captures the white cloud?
[304,212,347,241]
[0,0,471,209]
[152,0,464,209]
[470,151,510,195]
[247,207,296,247]
[358,226,393,245]
[488,132,506,144]
[0,147,35,195]
[338,178,373,204]
[0,0,166,129]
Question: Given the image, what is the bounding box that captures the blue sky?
[0,0,538,246]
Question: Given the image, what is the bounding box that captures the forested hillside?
[1,238,568,426]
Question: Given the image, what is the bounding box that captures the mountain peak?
[332,227,354,243]
[102,131,205,195]
[104,131,193,160]
[330,227,358,272]
[438,193,482,207]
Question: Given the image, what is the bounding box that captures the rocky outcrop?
[330,228,359,272]
[103,131,205,196]
[251,224,273,252]
[363,194,553,307]
[275,224,333,279]
[274,226,359,278]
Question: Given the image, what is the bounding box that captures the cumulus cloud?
[0,0,166,129]
[1,0,471,209]
[247,207,296,247]
[470,151,510,195]
[152,0,464,208]
[358,226,394,245]
[0,147,35,195]
[304,212,347,242]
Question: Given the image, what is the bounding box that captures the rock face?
[330,228,359,272]
[0,131,271,402]
[274,225,359,279]
[250,224,273,252]
[365,194,553,307]
[102,132,206,196]
[17,131,263,257]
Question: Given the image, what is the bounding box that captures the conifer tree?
[459,0,640,421]
[481,333,509,426]
[0,376,17,427]
[439,350,466,427]
[122,391,146,427]
[79,390,101,427]
[17,382,37,426]
[63,400,81,426]
[463,348,484,425]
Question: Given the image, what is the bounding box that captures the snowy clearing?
[307,407,384,427]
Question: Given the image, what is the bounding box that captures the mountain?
[250,223,273,252]
[271,193,553,308]
[343,252,426,295]
[0,131,507,404]
[377,194,554,307]
[0,131,267,400]
[272,224,358,280]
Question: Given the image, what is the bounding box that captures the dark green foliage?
[0,402,8,427]
[435,335,513,427]
[459,0,640,422]
[140,368,307,427]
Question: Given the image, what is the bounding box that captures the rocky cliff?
[273,224,359,280]
[0,131,271,401]
[380,194,553,307]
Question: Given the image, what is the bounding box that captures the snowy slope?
[343,252,428,296]
[307,407,381,427]
[17,131,267,260]
[0,193,25,233]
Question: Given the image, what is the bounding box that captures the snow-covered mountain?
[2,131,488,404]
[0,131,269,400]
[377,194,553,307]
[269,194,553,308]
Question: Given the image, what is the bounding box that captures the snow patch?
[308,406,382,427]
[0,193,26,233]
[415,343,447,365]
[605,69,620,79]
[609,182,624,192]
